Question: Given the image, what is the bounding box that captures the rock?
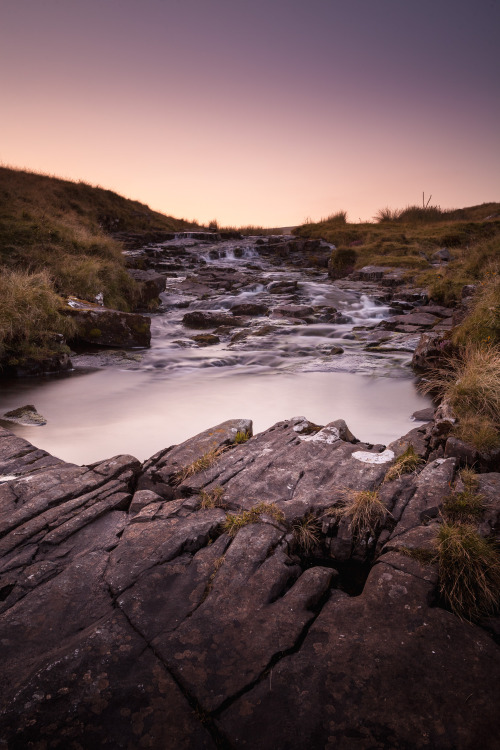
[351,265,387,282]
[218,558,500,750]
[267,280,298,294]
[1,421,500,748]
[462,284,477,298]
[272,304,315,320]
[66,300,151,348]
[444,436,480,466]
[412,407,435,422]
[191,334,220,346]
[412,332,453,371]
[138,418,253,496]
[414,304,454,318]
[385,312,441,328]
[1,350,72,378]
[432,247,452,262]
[129,489,163,515]
[2,405,47,426]
[230,302,269,316]
[127,269,166,307]
[182,311,246,328]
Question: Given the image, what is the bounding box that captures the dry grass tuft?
[222,502,285,537]
[384,445,423,483]
[332,490,389,538]
[454,414,500,452]
[437,523,500,620]
[174,445,227,485]
[453,269,500,347]
[420,344,500,431]
[199,486,227,510]
[292,514,322,554]
[0,269,75,362]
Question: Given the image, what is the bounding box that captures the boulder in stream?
[66,298,151,348]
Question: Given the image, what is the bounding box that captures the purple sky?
[1,0,499,225]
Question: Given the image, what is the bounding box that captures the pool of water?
[0,367,430,465]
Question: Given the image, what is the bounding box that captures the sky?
[1,0,499,226]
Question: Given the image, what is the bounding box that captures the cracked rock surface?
[0,418,499,749]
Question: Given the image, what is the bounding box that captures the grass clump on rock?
[442,490,484,524]
[0,269,75,364]
[199,486,227,510]
[174,445,227,485]
[437,523,500,621]
[234,430,251,444]
[292,514,322,554]
[222,502,285,537]
[384,445,423,483]
[333,490,388,538]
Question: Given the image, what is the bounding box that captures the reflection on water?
[0,367,430,465]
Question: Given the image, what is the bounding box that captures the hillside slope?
[0,167,197,369]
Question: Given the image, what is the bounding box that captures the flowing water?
[0,235,431,464]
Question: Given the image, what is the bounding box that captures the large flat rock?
[0,419,499,749]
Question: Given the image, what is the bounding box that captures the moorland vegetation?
[0,166,196,367]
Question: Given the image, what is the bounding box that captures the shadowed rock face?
[66,300,151,347]
[0,419,499,749]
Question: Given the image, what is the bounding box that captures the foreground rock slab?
[0,419,499,749]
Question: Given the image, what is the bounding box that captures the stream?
[0,234,431,464]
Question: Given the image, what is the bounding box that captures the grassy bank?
[296,204,500,453]
[0,167,197,368]
[294,203,500,304]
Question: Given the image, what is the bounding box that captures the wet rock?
[182,311,246,328]
[191,334,220,346]
[412,406,435,422]
[2,405,47,426]
[66,300,151,348]
[384,312,441,328]
[272,304,315,320]
[267,280,298,294]
[230,302,269,316]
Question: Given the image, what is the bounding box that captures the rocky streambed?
[1,232,499,748]
[0,233,440,463]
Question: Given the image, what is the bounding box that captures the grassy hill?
[0,167,197,368]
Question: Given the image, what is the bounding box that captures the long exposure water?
[0,236,431,464]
